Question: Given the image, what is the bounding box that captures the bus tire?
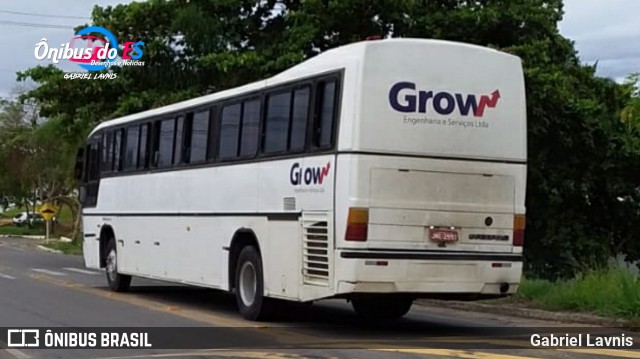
[234,245,275,321]
[105,237,131,292]
[351,297,413,321]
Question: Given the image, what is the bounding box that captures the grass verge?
[1,205,73,222]
[0,226,44,236]
[42,240,83,255]
[516,266,640,320]
[0,222,74,238]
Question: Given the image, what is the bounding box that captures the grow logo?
[34,26,145,72]
[290,162,331,186]
[389,81,500,117]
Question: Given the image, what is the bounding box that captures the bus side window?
[290,86,310,152]
[207,106,219,161]
[157,118,176,167]
[88,140,100,182]
[313,80,337,149]
[113,129,124,172]
[85,138,101,206]
[263,91,291,154]
[189,110,209,164]
[74,147,85,182]
[150,121,161,167]
[219,103,241,160]
[124,125,140,170]
[84,144,91,183]
[138,123,149,170]
[101,131,114,174]
[239,98,261,158]
[174,115,185,165]
[78,144,91,204]
[182,113,194,164]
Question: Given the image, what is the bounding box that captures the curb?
[415,299,630,327]
[0,235,46,239]
[36,245,63,254]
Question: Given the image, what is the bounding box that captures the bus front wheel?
[351,296,413,321]
[234,246,275,321]
[105,238,131,292]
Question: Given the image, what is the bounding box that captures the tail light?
[345,207,369,241]
[513,214,525,246]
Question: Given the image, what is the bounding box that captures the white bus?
[76,38,527,321]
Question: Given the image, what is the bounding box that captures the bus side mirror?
[74,148,85,182]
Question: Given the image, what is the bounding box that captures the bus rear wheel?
[234,246,275,321]
[351,296,413,321]
[105,237,131,292]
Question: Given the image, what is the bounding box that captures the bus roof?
[89,38,518,137]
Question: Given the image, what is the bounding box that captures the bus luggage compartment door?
[367,168,516,252]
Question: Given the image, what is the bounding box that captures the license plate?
[429,228,459,242]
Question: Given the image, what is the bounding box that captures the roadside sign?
[38,202,58,222]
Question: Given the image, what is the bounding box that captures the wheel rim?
[106,248,117,282]
[239,262,257,306]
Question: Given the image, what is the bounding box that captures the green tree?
[15,0,640,279]
[0,98,39,218]
[0,97,79,233]
[621,73,640,133]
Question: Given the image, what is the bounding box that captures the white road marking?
[0,272,16,280]
[31,268,66,276]
[2,348,32,359]
[0,339,31,359]
[63,267,100,275]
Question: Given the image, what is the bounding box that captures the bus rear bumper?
[335,250,523,296]
[336,281,520,297]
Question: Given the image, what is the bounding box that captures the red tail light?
[345,207,368,241]
[513,214,525,247]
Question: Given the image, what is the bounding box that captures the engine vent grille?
[301,212,331,286]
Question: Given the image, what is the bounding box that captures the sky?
[0,0,638,98]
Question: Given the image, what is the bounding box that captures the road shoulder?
[415,299,630,327]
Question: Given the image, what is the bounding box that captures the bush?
[518,265,640,319]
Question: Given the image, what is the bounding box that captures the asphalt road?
[0,236,638,359]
